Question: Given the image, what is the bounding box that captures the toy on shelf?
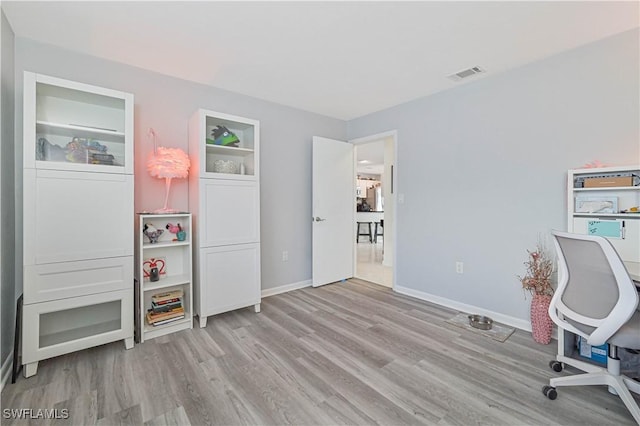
[143,223,164,243]
[166,223,186,241]
[206,125,240,147]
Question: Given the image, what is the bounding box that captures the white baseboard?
[262,279,312,298]
[394,285,532,332]
[1,352,13,392]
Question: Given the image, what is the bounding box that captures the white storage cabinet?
[188,110,261,328]
[22,72,134,377]
[135,213,193,342]
[567,165,640,262]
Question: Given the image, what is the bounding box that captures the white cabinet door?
[24,169,134,265]
[198,179,259,247]
[198,244,260,317]
[22,289,133,365]
[24,72,134,174]
[572,217,640,262]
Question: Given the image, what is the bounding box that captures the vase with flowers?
[518,242,555,344]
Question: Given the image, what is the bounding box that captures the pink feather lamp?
[147,129,190,213]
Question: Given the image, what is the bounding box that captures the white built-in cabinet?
[188,110,261,327]
[567,165,640,262]
[22,72,134,377]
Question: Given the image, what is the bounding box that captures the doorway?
[351,131,396,289]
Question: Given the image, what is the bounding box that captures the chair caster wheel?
[542,385,557,400]
[549,360,563,372]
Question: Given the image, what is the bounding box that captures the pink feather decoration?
[147,147,190,178]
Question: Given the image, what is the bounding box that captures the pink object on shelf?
[146,129,190,213]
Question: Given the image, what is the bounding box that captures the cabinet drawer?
[22,289,133,364]
[24,256,133,304]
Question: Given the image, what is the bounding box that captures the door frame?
[349,130,398,290]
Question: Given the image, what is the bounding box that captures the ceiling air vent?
[448,66,485,82]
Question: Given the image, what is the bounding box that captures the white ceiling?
[3,1,638,120]
[356,140,385,175]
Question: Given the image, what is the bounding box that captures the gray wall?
[7,27,639,342]
[1,10,16,371]
[348,29,640,324]
[14,38,346,294]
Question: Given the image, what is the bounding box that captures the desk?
[623,261,640,285]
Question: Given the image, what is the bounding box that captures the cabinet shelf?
[205,144,254,156]
[142,241,191,249]
[142,316,192,340]
[573,213,640,218]
[142,274,191,292]
[37,121,126,142]
[573,186,639,192]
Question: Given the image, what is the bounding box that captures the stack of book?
[146,289,185,326]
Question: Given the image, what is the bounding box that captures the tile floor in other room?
[356,239,392,287]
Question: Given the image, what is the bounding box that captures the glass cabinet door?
[25,72,133,174]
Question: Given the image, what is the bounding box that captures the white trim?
[261,280,312,298]
[395,285,533,332]
[1,353,13,392]
[349,130,398,145]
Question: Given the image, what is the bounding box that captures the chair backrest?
[549,230,639,347]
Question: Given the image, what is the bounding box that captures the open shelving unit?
[135,213,193,342]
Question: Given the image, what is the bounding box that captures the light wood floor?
[3,279,638,425]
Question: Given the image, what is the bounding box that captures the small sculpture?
[166,223,181,234]
[143,223,164,243]
[166,223,186,241]
[206,125,240,147]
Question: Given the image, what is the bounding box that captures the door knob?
[314,217,326,222]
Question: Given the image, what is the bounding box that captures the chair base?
[546,360,640,424]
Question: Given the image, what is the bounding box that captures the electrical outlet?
[282,251,289,262]
[456,261,464,274]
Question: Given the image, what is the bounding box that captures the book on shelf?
[146,306,185,324]
[151,315,186,326]
[152,289,183,304]
[150,300,182,313]
[152,297,181,306]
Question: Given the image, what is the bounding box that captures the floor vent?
[448,66,485,81]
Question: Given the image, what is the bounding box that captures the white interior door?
[312,136,355,287]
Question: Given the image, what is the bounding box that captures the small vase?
[530,293,553,344]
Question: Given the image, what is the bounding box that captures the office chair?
[543,231,640,424]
